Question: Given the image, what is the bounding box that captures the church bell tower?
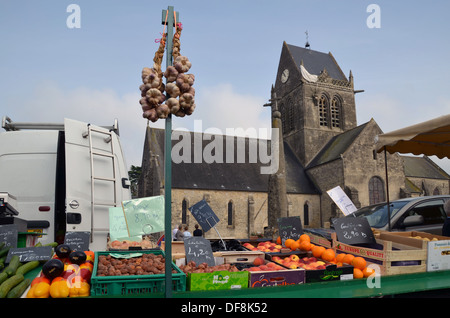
[273,42,358,166]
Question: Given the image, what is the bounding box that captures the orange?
[321,249,335,262]
[363,267,375,278]
[299,240,311,251]
[299,234,310,243]
[290,240,301,251]
[336,253,346,264]
[276,236,282,245]
[353,268,364,279]
[284,238,295,249]
[352,257,367,270]
[342,254,355,265]
[312,246,326,258]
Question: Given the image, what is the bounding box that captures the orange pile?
[278,234,315,252]
[277,234,376,279]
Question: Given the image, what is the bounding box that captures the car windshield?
[348,200,411,228]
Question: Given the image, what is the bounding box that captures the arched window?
[287,97,295,132]
[433,187,440,195]
[303,202,309,226]
[318,95,329,127]
[227,200,234,226]
[182,199,188,224]
[331,96,341,128]
[369,177,385,205]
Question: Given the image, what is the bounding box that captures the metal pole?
[163,5,176,298]
[384,146,391,231]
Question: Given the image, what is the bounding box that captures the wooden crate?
[308,232,332,249]
[331,232,427,276]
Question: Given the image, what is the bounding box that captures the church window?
[287,97,295,132]
[433,187,440,195]
[182,199,188,224]
[331,96,341,128]
[369,177,385,205]
[318,95,329,127]
[303,202,309,226]
[227,200,234,226]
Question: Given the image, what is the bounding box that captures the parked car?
[346,195,450,235]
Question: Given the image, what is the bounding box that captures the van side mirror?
[402,215,424,227]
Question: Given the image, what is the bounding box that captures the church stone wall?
[306,159,344,225]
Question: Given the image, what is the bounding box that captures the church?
[138,41,450,239]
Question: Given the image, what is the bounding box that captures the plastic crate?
[90,250,186,296]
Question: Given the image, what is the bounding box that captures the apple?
[290,254,300,262]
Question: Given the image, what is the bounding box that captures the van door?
[64,118,131,251]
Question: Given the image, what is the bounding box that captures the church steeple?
[273,42,357,165]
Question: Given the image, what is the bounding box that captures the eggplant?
[42,259,64,279]
[55,244,72,259]
[69,251,87,265]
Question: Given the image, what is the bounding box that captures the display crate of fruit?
[331,232,427,276]
[266,253,353,283]
[176,257,249,291]
[90,250,186,297]
[220,251,306,287]
[377,231,450,272]
[241,240,308,257]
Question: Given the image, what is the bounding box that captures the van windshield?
[348,201,411,228]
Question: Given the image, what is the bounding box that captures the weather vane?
[305,30,310,49]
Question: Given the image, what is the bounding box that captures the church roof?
[307,122,369,168]
[402,155,450,180]
[145,127,320,194]
[286,43,347,81]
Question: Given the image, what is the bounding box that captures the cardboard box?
[176,256,249,291]
[221,251,306,288]
[188,270,249,291]
[332,232,427,276]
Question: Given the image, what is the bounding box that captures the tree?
[128,165,142,198]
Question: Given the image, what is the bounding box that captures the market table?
[105,270,450,298]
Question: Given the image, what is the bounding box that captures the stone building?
[138,41,450,239]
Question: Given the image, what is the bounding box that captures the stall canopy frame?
[375,114,450,230]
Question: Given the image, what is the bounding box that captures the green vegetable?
[7,278,30,298]
[0,274,24,298]
[0,247,10,258]
[16,261,39,276]
[0,242,5,250]
[0,272,8,285]
[4,255,20,277]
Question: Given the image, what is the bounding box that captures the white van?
[0,116,131,251]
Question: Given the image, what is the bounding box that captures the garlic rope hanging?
[163,22,196,118]
[140,19,195,122]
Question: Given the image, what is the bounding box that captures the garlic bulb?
[165,82,180,98]
[166,97,180,114]
[164,66,179,82]
[176,73,194,93]
[146,88,163,106]
[156,104,170,119]
[179,93,194,109]
[174,55,191,73]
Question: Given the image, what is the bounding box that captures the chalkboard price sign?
[6,246,53,263]
[0,224,18,248]
[188,200,220,233]
[64,231,90,251]
[184,236,215,266]
[277,216,303,244]
[333,217,376,245]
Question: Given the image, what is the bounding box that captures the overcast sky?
[1,0,449,173]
